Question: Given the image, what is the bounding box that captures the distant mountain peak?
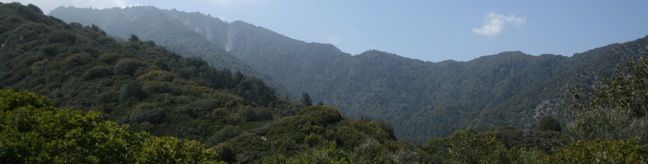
[359,49,390,55]
[470,51,533,62]
[357,50,407,58]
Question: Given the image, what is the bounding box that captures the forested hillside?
[0,3,426,162]
[0,3,280,141]
[423,55,648,163]
[51,6,648,142]
[2,3,647,163]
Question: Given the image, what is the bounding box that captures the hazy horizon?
[3,0,648,62]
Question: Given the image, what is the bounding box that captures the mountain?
[0,3,425,162]
[0,3,281,141]
[469,41,648,129]
[47,6,266,80]
[4,3,648,163]
[50,6,648,142]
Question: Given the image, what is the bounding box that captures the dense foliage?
[568,56,648,141]
[0,89,221,163]
[423,129,647,163]
[219,106,427,162]
[0,89,427,163]
[422,56,648,163]
[0,2,280,143]
[2,3,646,163]
[51,6,648,142]
[0,3,427,162]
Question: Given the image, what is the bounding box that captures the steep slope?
[48,6,262,78]
[0,3,280,141]
[0,3,427,162]
[470,39,648,129]
[49,6,351,97]
[50,6,648,142]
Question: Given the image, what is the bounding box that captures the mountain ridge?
[49,6,262,77]
[51,6,568,64]
[1,3,427,162]
[50,6,648,142]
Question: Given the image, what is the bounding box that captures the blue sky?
[5,0,648,61]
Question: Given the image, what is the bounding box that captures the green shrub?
[298,106,342,124]
[0,89,53,111]
[119,81,147,102]
[545,139,648,163]
[0,89,221,163]
[127,106,165,123]
[447,130,508,163]
[47,31,76,44]
[538,116,561,132]
[39,44,62,56]
[136,136,219,163]
[304,133,323,147]
[568,57,648,141]
[207,125,242,145]
[82,65,112,80]
[113,58,147,75]
[240,107,273,121]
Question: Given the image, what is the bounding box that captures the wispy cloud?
[472,12,526,38]
[2,0,134,13]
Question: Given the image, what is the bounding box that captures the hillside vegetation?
[0,3,428,162]
[0,89,220,163]
[423,56,648,162]
[51,6,648,142]
[0,2,283,142]
[1,3,647,163]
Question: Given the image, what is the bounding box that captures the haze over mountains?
[0,3,425,162]
[2,2,648,162]
[50,6,648,142]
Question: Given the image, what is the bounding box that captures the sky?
[3,0,648,62]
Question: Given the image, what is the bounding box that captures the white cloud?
[1,0,133,13]
[472,12,526,38]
